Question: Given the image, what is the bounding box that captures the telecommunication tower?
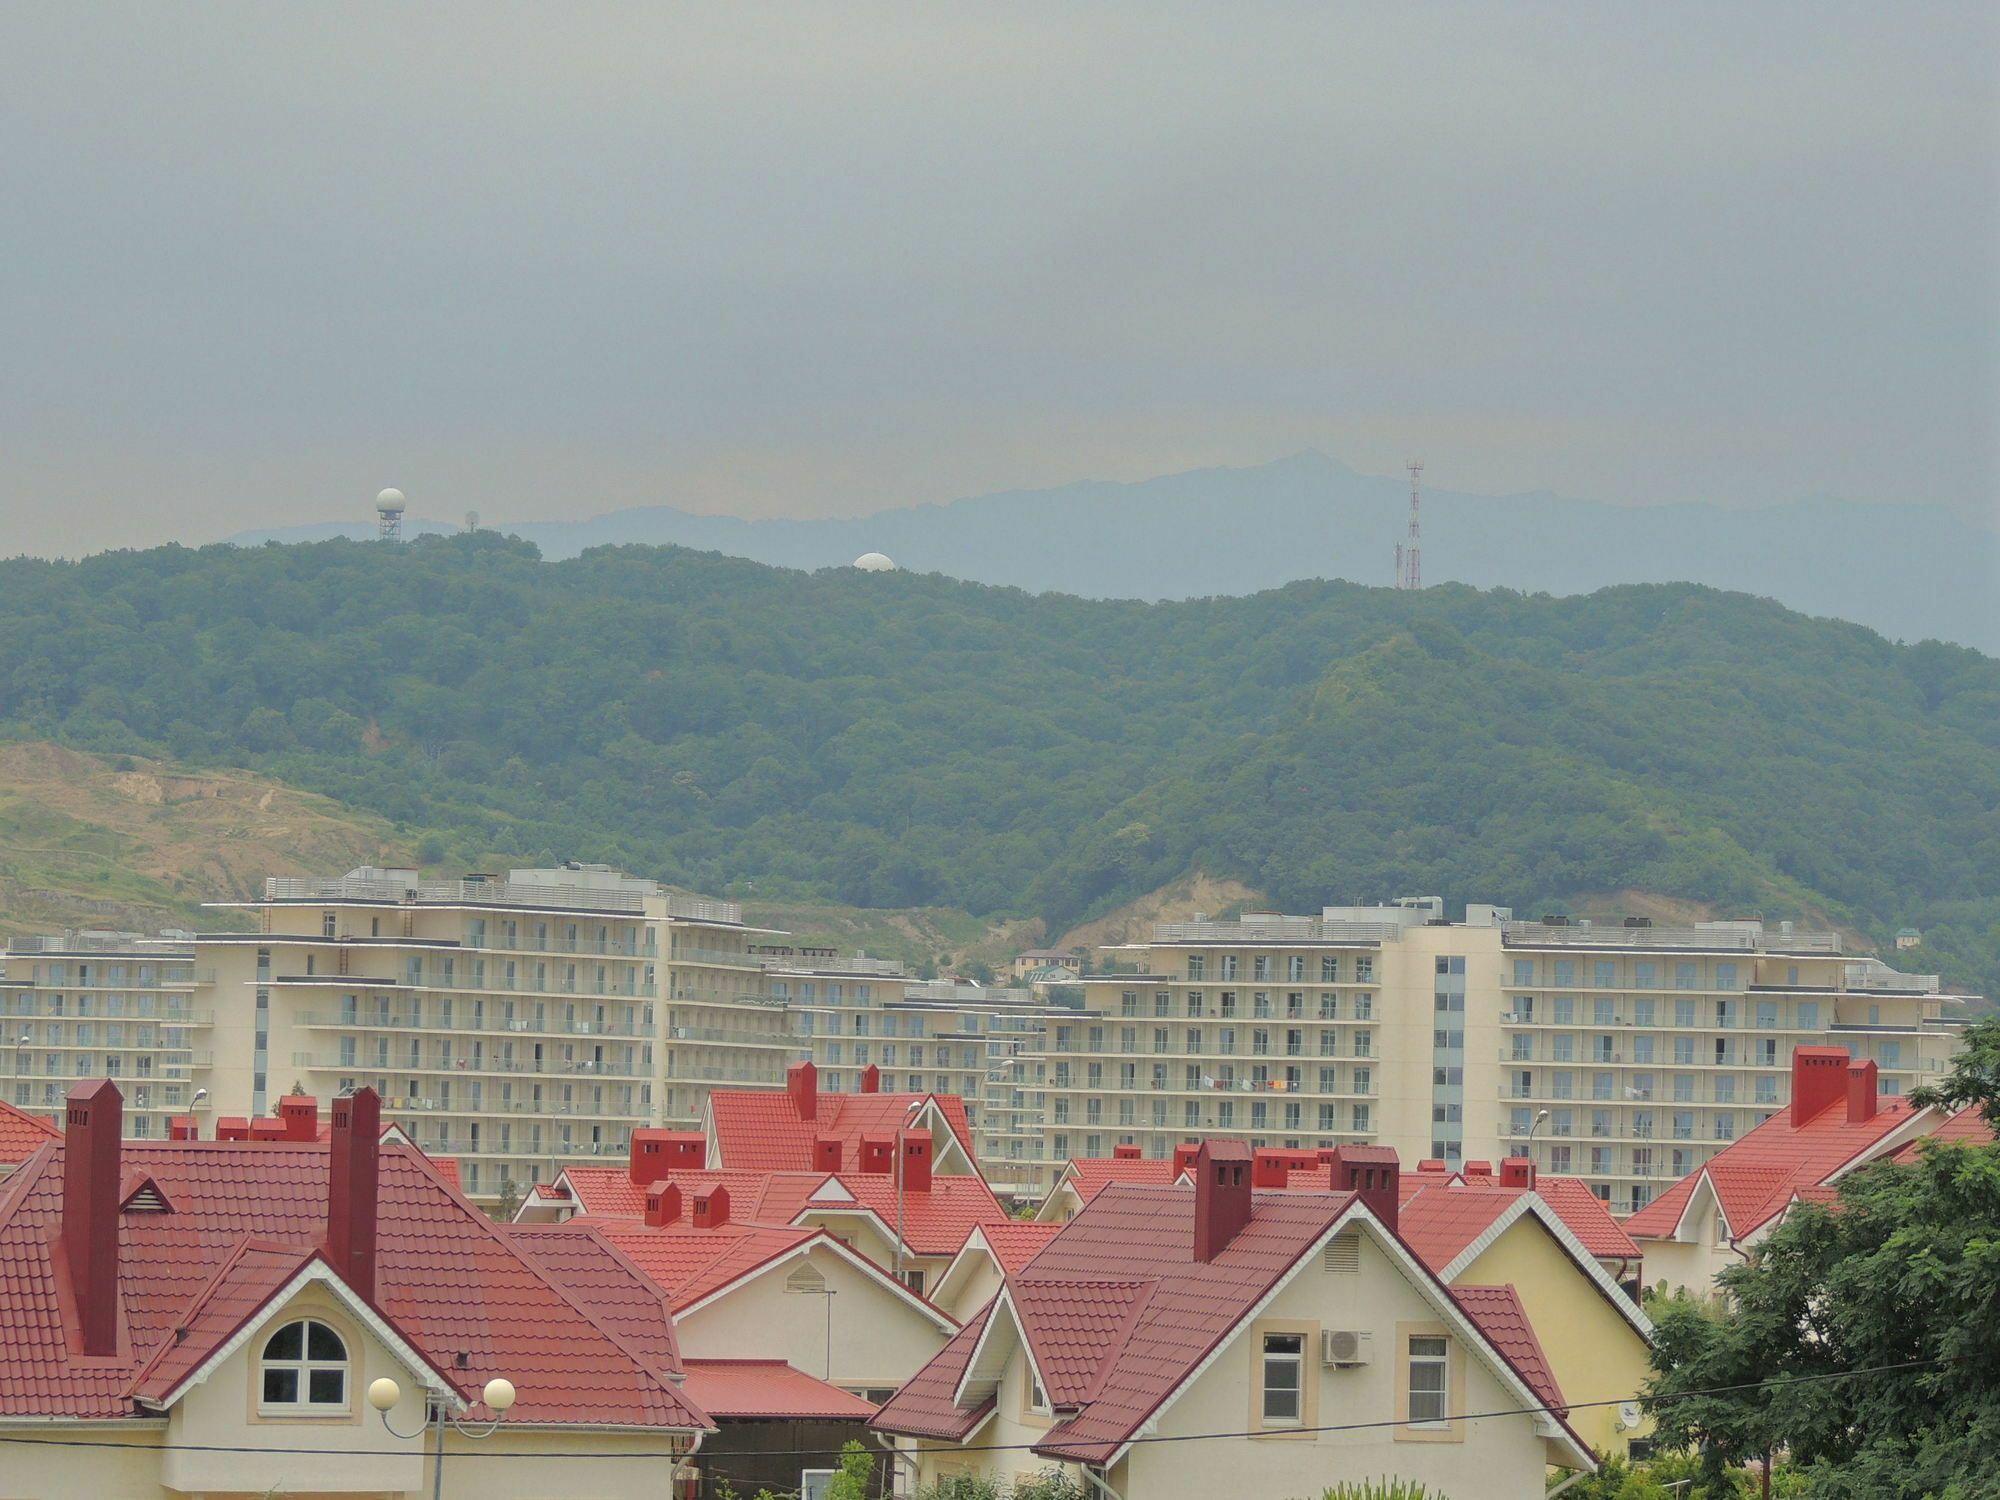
[375,488,407,542]
[1397,461,1423,590]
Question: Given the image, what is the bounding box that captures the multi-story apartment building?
[1063,900,1969,1214]
[0,931,203,1138]
[188,863,797,1199]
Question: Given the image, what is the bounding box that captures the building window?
[1028,1367,1050,1415]
[1407,1335,1449,1427]
[259,1319,348,1413]
[1261,1333,1304,1426]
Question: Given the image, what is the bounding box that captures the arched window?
[259,1318,349,1412]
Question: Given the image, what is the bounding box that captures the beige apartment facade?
[1061,901,1966,1214]
[189,864,799,1200]
[770,952,1071,1198]
[0,931,204,1138]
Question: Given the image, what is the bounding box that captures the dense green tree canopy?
[1,534,1995,993]
[1646,1019,2000,1499]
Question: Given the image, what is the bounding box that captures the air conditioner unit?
[1321,1329,1372,1367]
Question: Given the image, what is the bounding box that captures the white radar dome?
[375,488,406,514]
[852,552,897,572]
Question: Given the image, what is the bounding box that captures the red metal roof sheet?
[708,1089,977,1173]
[0,1138,709,1429]
[681,1359,879,1420]
[1059,1156,1180,1204]
[0,1099,59,1166]
[1008,1278,1156,1406]
[1451,1284,1566,1416]
[974,1221,1064,1273]
[1887,1105,1995,1162]
[872,1301,997,1442]
[877,1182,1589,1467]
[124,1239,320,1405]
[1625,1095,1922,1242]
[561,1165,1006,1259]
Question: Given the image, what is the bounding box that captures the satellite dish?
[1618,1402,1643,1430]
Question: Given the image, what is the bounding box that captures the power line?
[0,1356,1948,1465]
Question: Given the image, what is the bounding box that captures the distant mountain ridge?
[229,451,1998,652]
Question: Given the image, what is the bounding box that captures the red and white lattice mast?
[1396,460,1423,589]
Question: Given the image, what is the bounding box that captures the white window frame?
[257,1317,351,1416]
[1260,1332,1304,1427]
[1407,1334,1449,1428]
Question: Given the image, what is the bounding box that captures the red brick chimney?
[1251,1149,1290,1190]
[1330,1145,1401,1234]
[279,1095,319,1142]
[1112,1143,1142,1161]
[1792,1046,1850,1123]
[860,1135,894,1175]
[814,1135,843,1173]
[692,1184,730,1229]
[860,1064,881,1094]
[250,1118,287,1141]
[629,1128,706,1183]
[898,1129,933,1194]
[326,1088,381,1301]
[643,1180,682,1228]
[63,1079,123,1357]
[1171,1142,1204,1179]
[1499,1155,1535,1190]
[1462,1160,1493,1181]
[1846,1059,1880,1124]
[168,1116,199,1142]
[216,1117,250,1142]
[1192,1140,1253,1262]
[788,1061,819,1123]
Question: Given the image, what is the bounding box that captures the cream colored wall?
[1118,1230,1559,1500]
[161,1283,431,1496]
[940,1252,1004,1324]
[792,1209,951,1291]
[1455,1218,1652,1456]
[674,1245,952,1391]
[0,1426,166,1500]
[907,1230,1569,1500]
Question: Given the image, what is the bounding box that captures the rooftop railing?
[1502,922,1843,953]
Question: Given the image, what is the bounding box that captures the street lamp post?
[369,1374,517,1500]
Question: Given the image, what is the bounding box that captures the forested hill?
[2,534,1995,996]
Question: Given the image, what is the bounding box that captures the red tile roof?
[0,1136,709,1429]
[875,1300,997,1442]
[707,1088,977,1173]
[124,1239,323,1405]
[1057,1156,1180,1205]
[1009,1278,1155,1406]
[502,1223,683,1371]
[1887,1105,1995,1162]
[681,1359,880,1420]
[559,1165,1007,1259]
[877,1183,1589,1468]
[1395,1187,1517,1269]
[1410,1173,1640,1263]
[0,1099,58,1165]
[1625,1095,1924,1242]
[581,1220,824,1308]
[804,1172,1006,1257]
[973,1221,1064,1273]
[1452,1285,1566,1416]
[559,1166,827,1224]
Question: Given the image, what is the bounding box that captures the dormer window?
[259,1319,349,1413]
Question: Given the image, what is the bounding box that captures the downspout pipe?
[1081,1463,1124,1500]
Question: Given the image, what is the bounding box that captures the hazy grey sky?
[1,3,1993,556]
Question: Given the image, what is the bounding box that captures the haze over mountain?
[230,453,1999,654]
